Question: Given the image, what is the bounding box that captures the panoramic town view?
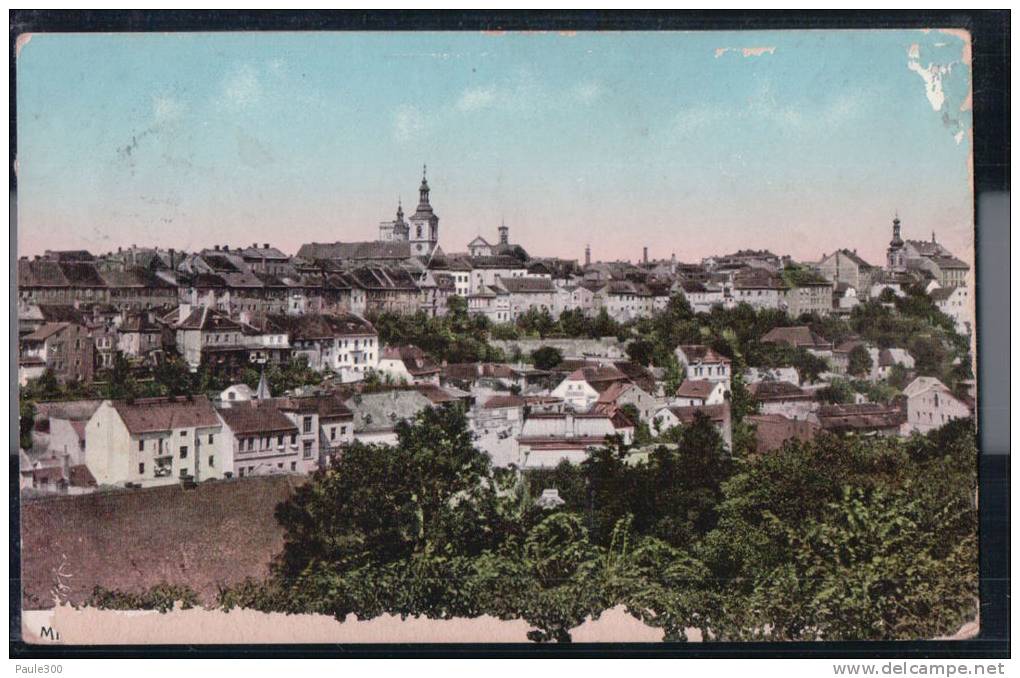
[16,30,977,643]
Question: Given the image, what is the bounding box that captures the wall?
[20,475,303,609]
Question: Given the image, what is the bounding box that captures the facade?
[378,345,442,385]
[671,379,727,408]
[500,276,557,320]
[901,377,972,434]
[674,345,732,387]
[816,249,877,293]
[732,268,786,310]
[19,322,95,385]
[267,313,378,380]
[930,285,971,336]
[84,396,230,488]
[518,412,630,469]
[218,400,303,477]
[782,277,833,317]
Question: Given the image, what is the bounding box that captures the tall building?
[377,166,439,256]
[886,214,906,271]
[409,166,440,256]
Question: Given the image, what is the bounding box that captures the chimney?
[264,243,270,249]
[214,245,220,251]
[643,246,649,265]
[585,245,591,267]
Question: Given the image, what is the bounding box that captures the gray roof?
[344,391,433,433]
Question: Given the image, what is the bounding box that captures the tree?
[274,406,496,579]
[847,344,873,378]
[19,399,35,451]
[530,346,563,371]
[625,339,655,367]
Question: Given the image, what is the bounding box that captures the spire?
[932,230,936,243]
[418,164,431,207]
[889,213,903,248]
[255,368,271,400]
[396,197,404,221]
[585,244,591,267]
[498,217,509,245]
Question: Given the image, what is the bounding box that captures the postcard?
[15,27,978,646]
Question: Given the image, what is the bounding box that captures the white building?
[671,380,727,408]
[84,396,231,488]
[901,376,972,434]
[930,286,971,336]
[674,345,732,387]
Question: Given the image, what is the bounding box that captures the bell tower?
[409,164,439,256]
[886,213,905,271]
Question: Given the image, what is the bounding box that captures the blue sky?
[16,30,973,266]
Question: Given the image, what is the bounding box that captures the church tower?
[498,218,509,246]
[886,213,905,271]
[409,165,439,256]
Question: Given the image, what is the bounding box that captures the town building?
[930,286,971,336]
[518,412,631,469]
[378,345,442,385]
[901,376,972,434]
[674,345,732,387]
[19,322,95,385]
[652,403,732,449]
[84,396,230,487]
[672,380,727,408]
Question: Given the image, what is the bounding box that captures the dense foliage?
[210,408,977,642]
[370,298,506,364]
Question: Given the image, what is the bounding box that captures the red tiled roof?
[216,401,298,436]
[676,379,719,400]
[482,394,528,409]
[748,381,813,401]
[677,345,731,365]
[817,403,905,431]
[761,326,831,349]
[663,403,730,424]
[111,396,221,434]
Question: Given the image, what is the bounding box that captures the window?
[180,430,187,437]
[303,440,313,459]
[290,433,297,445]
[208,455,215,467]
[239,468,245,477]
[340,426,347,435]
[277,434,284,447]
[290,462,297,471]
[180,446,188,459]
[138,462,145,474]
[330,427,336,441]
[138,439,145,452]
[208,434,214,445]
[303,416,312,433]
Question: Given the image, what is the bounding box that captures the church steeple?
[887,213,905,272]
[418,164,431,208]
[498,218,509,245]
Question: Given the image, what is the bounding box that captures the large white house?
[674,345,732,387]
[84,396,231,488]
[901,377,972,434]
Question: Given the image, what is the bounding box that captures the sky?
[16,30,974,267]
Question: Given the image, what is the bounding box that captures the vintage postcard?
[15,26,979,646]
